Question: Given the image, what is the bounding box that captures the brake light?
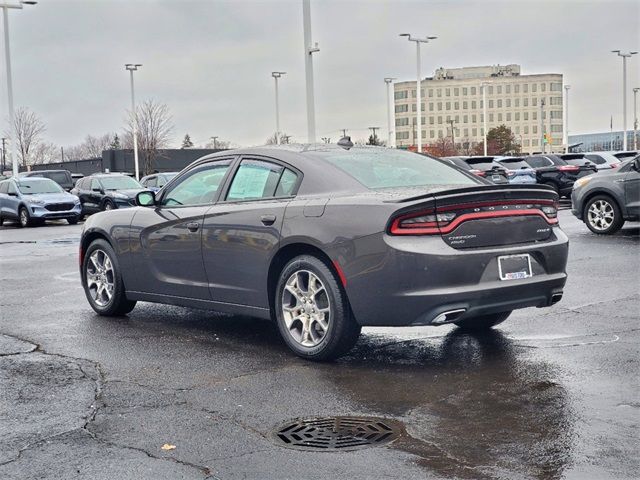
[558,165,580,172]
[389,200,558,236]
[469,169,486,177]
[610,163,620,168]
[506,170,516,177]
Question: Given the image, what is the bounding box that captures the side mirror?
[8,191,17,197]
[136,191,156,207]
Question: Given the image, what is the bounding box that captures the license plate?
[492,175,502,182]
[498,254,532,281]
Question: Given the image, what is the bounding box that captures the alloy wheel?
[19,209,28,227]
[104,202,114,211]
[85,249,115,307]
[281,270,331,347]
[587,199,614,231]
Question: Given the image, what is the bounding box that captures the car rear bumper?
[508,177,537,184]
[337,228,569,327]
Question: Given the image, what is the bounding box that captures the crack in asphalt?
[0,332,218,479]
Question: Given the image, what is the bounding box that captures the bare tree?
[66,133,114,160]
[265,132,292,145]
[5,107,46,167]
[31,142,59,165]
[124,99,174,175]
[204,138,230,149]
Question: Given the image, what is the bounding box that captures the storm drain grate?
[273,416,404,451]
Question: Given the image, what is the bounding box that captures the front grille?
[45,203,74,212]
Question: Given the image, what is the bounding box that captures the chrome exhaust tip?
[550,292,563,305]
[431,308,467,325]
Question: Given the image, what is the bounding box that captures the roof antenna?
[337,136,353,150]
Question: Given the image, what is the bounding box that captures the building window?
[489,113,494,122]
[454,87,459,96]
[472,128,477,136]
[463,115,468,123]
[532,84,537,93]
[471,86,477,95]
[464,128,469,136]
[428,88,434,97]
[396,131,409,140]
[533,126,538,134]
[429,103,434,111]
[497,99,502,108]
[394,90,408,100]
[524,139,530,146]
[437,116,443,124]
[514,84,520,94]
[506,85,511,94]
[395,117,409,126]
[515,125,519,134]
[488,86,494,94]
[446,115,451,122]
[550,111,562,119]
[412,89,416,97]
[489,100,494,108]
[497,113,502,122]
[516,112,520,121]
[446,102,451,110]
[515,98,520,107]
[463,101,468,109]
[524,98,529,107]
[506,99,511,107]
[455,115,459,123]
[532,112,537,120]
[523,112,527,121]
[472,114,477,123]
[550,96,563,105]
[446,88,450,96]
[436,88,441,97]
[550,83,562,92]
[507,113,511,121]
[524,126,529,134]
[454,102,459,110]
[395,104,408,113]
[532,98,537,106]
[437,102,442,111]
[430,130,435,139]
[551,125,563,132]
[429,116,435,125]
[463,87,468,95]
[472,100,477,109]
[438,130,443,138]
[532,139,538,146]
[523,84,528,93]
[497,85,502,94]
[541,83,546,92]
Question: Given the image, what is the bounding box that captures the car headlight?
[574,177,591,189]
[29,198,45,205]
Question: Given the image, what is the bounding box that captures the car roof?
[23,169,70,174]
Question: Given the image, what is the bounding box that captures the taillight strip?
[436,198,556,212]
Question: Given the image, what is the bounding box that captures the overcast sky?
[1,0,639,149]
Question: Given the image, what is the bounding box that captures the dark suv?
[522,154,597,197]
[71,173,147,215]
[21,170,74,191]
[572,156,640,234]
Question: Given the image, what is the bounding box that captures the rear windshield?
[17,179,63,194]
[315,149,477,189]
[465,160,496,169]
[99,176,142,190]
[499,160,531,169]
[44,172,71,184]
[564,159,588,166]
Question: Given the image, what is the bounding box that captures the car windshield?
[315,149,477,189]
[17,179,63,194]
[99,176,142,190]
[499,160,531,169]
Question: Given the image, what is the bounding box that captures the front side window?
[226,160,288,201]
[162,161,231,206]
[315,150,478,190]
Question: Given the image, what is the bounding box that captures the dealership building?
[393,64,564,154]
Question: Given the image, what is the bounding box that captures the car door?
[0,181,9,217]
[201,157,300,309]
[127,158,235,300]
[5,181,21,218]
[624,158,640,216]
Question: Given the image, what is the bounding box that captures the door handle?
[261,214,276,226]
[186,222,200,232]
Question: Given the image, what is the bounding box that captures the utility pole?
[302,0,319,143]
[271,71,286,145]
[611,50,637,150]
[384,77,396,148]
[400,33,437,153]
[540,98,546,154]
[1,137,6,172]
[481,82,489,155]
[447,119,457,150]
[340,129,347,138]
[368,127,380,145]
[60,146,64,162]
[210,136,219,149]
[125,63,142,180]
[633,87,639,151]
[564,85,571,153]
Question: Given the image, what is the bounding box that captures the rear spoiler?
[386,184,557,204]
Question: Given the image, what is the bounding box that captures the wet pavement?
[0,210,638,479]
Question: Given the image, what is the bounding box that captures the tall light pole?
[125,64,142,179]
[384,77,396,148]
[302,0,319,144]
[564,85,571,153]
[210,136,218,150]
[400,33,437,153]
[633,87,639,151]
[481,82,489,155]
[2,1,37,177]
[612,50,638,151]
[540,98,546,154]
[271,71,286,145]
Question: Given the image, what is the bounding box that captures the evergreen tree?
[109,134,121,150]
[182,134,194,149]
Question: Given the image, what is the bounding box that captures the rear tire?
[454,311,511,332]
[102,199,115,211]
[274,255,361,361]
[0,215,3,226]
[82,239,137,316]
[583,195,623,235]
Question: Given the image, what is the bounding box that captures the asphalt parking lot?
[0,209,638,480]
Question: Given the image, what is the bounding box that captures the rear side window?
[526,157,552,168]
[585,154,605,165]
[274,169,298,197]
[0,181,8,194]
[144,176,157,187]
[226,160,284,201]
[7,182,16,195]
[91,179,102,191]
[315,149,477,189]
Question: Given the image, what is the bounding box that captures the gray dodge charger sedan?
[79,145,568,360]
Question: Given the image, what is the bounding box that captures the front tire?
[275,255,361,361]
[454,311,511,332]
[67,216,79,225]
[102,199,115,211]
[583,195,623,234]
[18,207,32,228]
[82,239,136,316]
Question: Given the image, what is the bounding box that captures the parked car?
[583,152,622,170]
[71,173,147,216]
[507,154,597,197]
[571,156,640,234]
[493,157,538,185]
[79,146,568,360]
[441,157,507,184]
[613,151,639,161]
[462,157,509,184]
[0,177,81,227]
[140,172,179,192]
[21,169,74,191]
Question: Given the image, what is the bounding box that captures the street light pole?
[400,33,436,153]
[125,63,142,180]
[564,85,571,153]
[612,50,638,151]
[2,1,37,177]
[271,72,286,145]
[633,87,639,151]
[540,98,546,154]
[481,82,489,155]
[210,136,218,149]
[384,77,396,148]
[302,0,319,144]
